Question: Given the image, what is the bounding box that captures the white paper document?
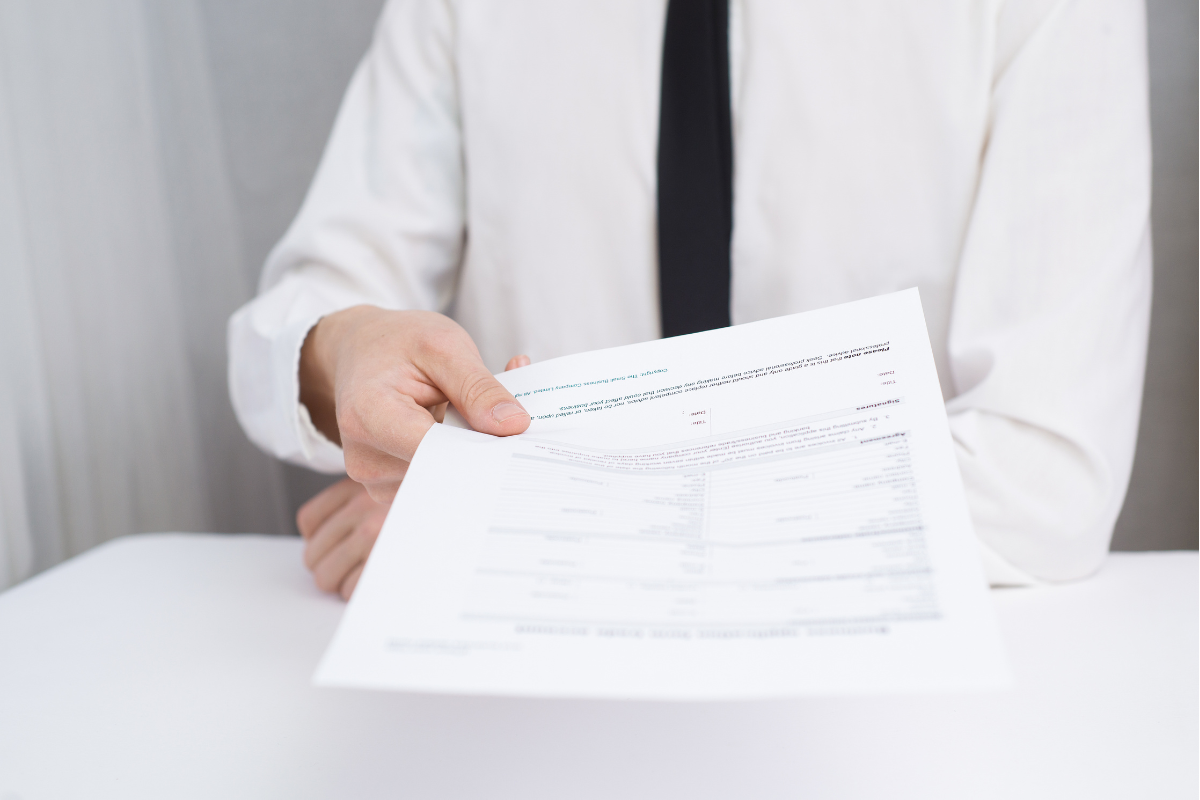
[315,289,1009,699]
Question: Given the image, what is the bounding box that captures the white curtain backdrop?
[0,0,292,589]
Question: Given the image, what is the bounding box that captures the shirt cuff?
[275,314,346,474]
[978,538,1041,588]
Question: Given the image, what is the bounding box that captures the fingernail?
[492,402,528,423]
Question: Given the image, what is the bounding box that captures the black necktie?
[657,0,733,338]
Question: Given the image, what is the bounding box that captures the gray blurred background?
[0,0,1194,588]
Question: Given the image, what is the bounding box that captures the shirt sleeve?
[948,0,1152,584]
[227,0,465,473]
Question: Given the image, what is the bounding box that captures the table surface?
[0,534,1195,800]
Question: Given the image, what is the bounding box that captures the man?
[229,0,1151,599]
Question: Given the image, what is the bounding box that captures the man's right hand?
[299,306,530,503]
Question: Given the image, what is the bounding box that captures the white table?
[0,534,1195,800]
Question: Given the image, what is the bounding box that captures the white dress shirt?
[228,0,1151,585]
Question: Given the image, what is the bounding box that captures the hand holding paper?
[298,306,531,502]
[296,354,535,599]
[316,290,1008,699]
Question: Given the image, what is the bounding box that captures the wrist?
[300,305,379,444]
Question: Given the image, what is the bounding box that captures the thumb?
[423,348,530,436]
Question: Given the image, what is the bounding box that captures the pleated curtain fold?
[0,0,292,589]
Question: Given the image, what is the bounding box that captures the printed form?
[315,290,1009,699]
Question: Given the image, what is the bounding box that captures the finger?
[342,436,413,486]
[296,478,362,539]
[342,441,411,504]
[303,503,357,572]
[360,481,401,505]
[417,335,530,436]
[311,516,382,595]
[339,563,365,600]
[340,388,434,466]
[303,488,381,570]
[505,354,531,371]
